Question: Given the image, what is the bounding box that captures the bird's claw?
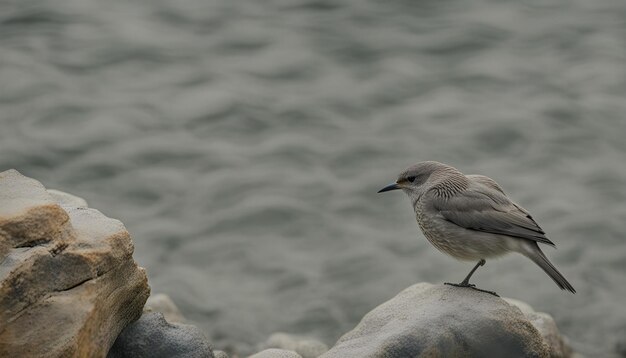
[444,282,499,297]
[444,282,475,288]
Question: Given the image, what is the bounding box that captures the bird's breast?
[414,210,511,261]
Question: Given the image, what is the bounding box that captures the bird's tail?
[521,242,576,293]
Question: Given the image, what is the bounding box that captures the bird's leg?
[459,259,485,286]
[445,259,499,297]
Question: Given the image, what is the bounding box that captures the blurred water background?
[1,0,626,356]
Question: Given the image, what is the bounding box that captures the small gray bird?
[378,161,575,296]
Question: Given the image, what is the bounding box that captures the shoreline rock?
[319,283,574,358]
[262,332,328,358]
[108,312,214,358]
[504,298,575,358]
[0,169,150,357]
[145,293,187,324]
[248,349,303,358]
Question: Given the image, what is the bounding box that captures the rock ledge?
[320,282,574,358]
[0,169,150,357]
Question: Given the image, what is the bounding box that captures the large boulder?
[108,312,214,358]
[321,283,573,358]
[0,169,150,357]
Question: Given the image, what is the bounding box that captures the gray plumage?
[379,161,575,293]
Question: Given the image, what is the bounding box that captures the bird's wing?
[431,185,555,246]
[466,174,505,194]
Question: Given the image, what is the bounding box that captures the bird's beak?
[377,182,401,193]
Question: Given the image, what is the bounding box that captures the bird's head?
[377,161,453,197]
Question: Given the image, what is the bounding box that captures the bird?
[377,161,575,296]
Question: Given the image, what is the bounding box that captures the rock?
[213,350,230,358]
[248,349,303,358]
[0,169,150,357]
[108,312,214,358]
[145,293,186,323]
[320,283,555,358]
[47,188,88,208]
[265,332,328,358]
[504,298,574,357]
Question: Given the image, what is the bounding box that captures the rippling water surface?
[2,0,626,355]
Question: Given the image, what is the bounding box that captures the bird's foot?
[445,282,475,288]
[444,282,499,297]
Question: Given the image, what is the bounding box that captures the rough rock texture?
[213,350,230,358]
[320,283,559,358]
[504,298,575,358]
[107,312,214,358]
[248,348,303,358]
[265,332,328,358]
[47,188,89,208]
[0,169,150,357]
[144,293,186,323]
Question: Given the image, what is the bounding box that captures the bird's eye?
[407,176,416,183]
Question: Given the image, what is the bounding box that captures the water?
[1,0,626,356]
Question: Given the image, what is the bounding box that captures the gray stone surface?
[248,349,303,358]
[265,332,328,358]
[145,293,186,323]
[0,169,150,358]
[320,282,553,358]
[47,188,88,208]
[108,312,214,358]
[505,298,574,357]
[213,350,230,358]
